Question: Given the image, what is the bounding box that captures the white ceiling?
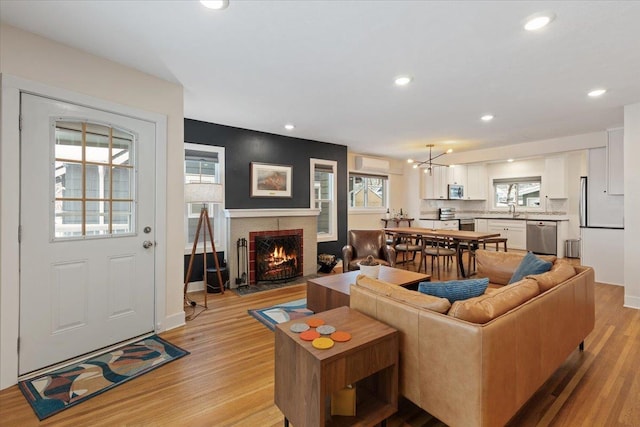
[2,0,640,160]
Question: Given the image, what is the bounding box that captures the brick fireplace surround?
[224,209,320,288]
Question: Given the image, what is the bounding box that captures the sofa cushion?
[447,278,540,324]
[355,275,451,313]
[526,260,576,292]
[476,250,556,285]
[508,252,552,284]
[418,278,489,303]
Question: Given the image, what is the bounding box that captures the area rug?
[19,335,189,420]
[248,298,313,331]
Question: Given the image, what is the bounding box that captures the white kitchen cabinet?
[466,164,487,200]
[607,127,624,195]
[417,220,459,230]
[421,167,448,200]
[435,220,459,230]
[487,219,526,250]
[449,165,467,187]
[544,156,568,199]
[475,219,488,232]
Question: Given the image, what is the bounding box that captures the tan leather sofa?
[350,250,595,427]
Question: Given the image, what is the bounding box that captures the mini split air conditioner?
[354,156,390,172]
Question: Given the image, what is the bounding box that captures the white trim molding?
[225,208,320,218]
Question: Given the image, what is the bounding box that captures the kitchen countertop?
[476,215,569,221]
[419,215,570,221]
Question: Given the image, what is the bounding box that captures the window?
[184,143,225,252]
[54,121,135,239]
[310,159,337,242]
[349,173,387,209]
[493,176,541,208]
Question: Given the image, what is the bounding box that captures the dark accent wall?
[184,118,348,258]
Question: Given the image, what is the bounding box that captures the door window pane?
[53,121,135,239]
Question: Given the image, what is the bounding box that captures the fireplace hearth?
[250,229,303,284]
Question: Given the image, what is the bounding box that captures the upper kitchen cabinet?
[607,128,624,195]
[449,165,467,187]
[421,167,449,200]
[544,156,568,199]
[466,164,487,200]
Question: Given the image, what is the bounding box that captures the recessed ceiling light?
[507,159,514,163]
[200,0,229,10]
[524,13,554,31]
[588,89,607,97]
[394,76,412,86]
[284,123,295,131]
[481,114,494,122]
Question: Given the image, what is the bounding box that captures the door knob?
[143,240,154,249]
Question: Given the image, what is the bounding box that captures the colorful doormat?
[248,298,313,331]
[19,335,189,420]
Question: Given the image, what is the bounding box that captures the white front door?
[19,93,156,375]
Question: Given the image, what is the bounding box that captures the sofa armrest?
[382,244,396,267]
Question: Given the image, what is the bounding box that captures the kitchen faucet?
[508,202,518,217]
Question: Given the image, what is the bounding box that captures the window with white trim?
[311,159,337,242]
[493,176,541,208]
[184,143,225,252]
[348,173,387,209]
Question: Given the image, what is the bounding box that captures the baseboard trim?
[623,294,640,310]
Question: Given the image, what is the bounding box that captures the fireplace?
[250,229,303,284]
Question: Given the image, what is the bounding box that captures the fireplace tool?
[236,237,248,286]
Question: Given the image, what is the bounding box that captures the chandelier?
[407,144,453,175]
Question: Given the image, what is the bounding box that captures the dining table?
[384,227,501,278]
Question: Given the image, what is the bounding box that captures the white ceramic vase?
[358,263,380,279]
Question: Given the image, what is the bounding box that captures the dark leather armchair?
[342,229,396,272]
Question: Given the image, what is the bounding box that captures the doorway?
[19,94,157,375]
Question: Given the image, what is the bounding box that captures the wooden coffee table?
[274,306,399,427]
[306,266,430,313]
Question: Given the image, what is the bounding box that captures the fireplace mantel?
[225,208,321,218]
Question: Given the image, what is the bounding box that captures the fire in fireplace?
[250,229,303,284]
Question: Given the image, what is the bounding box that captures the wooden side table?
[274,306,399,427]
[381,217,414,228]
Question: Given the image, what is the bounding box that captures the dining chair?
[393,233,422,266]
[458,240,479,276]
[421,236,458,280]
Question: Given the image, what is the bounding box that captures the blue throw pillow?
[418,278,489,303]
[508,252,552,284]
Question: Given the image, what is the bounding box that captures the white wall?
[346,152,407,229]
[624,103,640,308]
[0,24,185,389]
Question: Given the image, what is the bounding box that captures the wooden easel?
[184,206,224,311]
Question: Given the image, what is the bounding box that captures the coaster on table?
[306,317,325,328]
[300,330,320,341]
[312,337,335,350]
[290,323,310,333]
[330,331,352,342]
[316,324,336,335]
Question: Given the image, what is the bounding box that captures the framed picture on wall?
[250,162,293,197]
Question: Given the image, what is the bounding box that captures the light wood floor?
[1,254,639,426]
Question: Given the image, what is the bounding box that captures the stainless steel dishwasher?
[526,221,557,255]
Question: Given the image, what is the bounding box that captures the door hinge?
[18,225,22,243]
[17,337,20,352]
[19,115,23,131]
